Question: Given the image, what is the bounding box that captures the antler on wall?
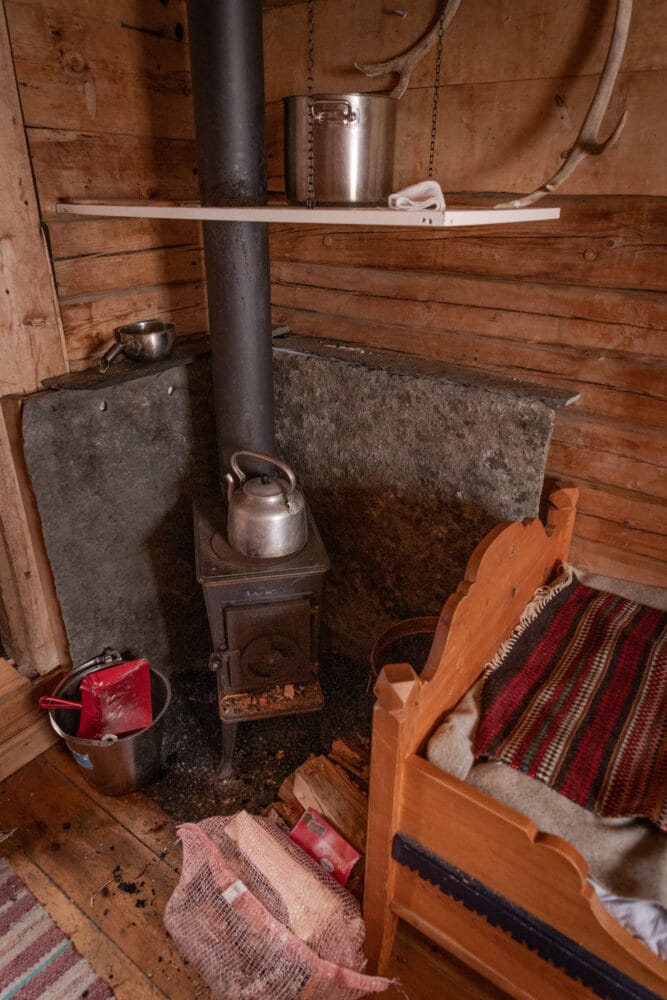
[355,0,462,100]
[495,0,633,209]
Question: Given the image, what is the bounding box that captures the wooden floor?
[0,745,507,999]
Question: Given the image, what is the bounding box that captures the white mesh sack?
[164,811,392,1000]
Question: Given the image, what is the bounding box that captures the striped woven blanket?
[474,575,667,831]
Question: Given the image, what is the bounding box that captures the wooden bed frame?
[363,487,667,1000]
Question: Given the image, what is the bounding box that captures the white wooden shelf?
[55,200,560,228]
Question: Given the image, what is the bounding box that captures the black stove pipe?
[186,0,276,482]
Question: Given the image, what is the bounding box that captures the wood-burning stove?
[194,498,329,772]
[187,0,329,772]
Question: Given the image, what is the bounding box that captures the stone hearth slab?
[272,335,573,660]
[21,338,573,672]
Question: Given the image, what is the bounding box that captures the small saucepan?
[99,319,175,373]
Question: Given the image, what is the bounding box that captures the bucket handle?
[311,99,358,126]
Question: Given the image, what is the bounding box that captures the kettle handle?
[228,451,298,496]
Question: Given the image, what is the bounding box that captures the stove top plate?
[194,496,330,584]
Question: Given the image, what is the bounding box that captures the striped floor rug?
[0,857,114,1000]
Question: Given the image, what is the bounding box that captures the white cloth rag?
[388,180,445,211]
[590,880,667,959]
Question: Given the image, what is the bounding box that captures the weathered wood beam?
[0,2,70,674]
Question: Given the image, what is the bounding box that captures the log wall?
[4,0,666,588]
[0,1,70,673]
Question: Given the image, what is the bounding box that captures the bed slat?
[392,834,665,1000]
[397,757,666,987]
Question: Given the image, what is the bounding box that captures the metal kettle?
[225,451,308,558]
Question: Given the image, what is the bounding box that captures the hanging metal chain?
[428,1,446,179]
[306,0,315,208]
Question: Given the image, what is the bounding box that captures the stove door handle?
[209,649,240,690]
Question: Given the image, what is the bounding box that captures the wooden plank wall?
[263,0,667,588]
[0,0,70,674]
[4,0,666,588]
[5,0,206,365]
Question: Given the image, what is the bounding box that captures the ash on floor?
[143,650,374,823]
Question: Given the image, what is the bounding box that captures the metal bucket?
[46,663,171,795]
[283,93,397,206]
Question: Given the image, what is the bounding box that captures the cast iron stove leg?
[219,721,238,778]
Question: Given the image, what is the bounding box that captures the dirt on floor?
[143,649,376,823]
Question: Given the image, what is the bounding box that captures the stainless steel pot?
[99,319,175,373]
[283,93,397,206]
[225,450,308,559]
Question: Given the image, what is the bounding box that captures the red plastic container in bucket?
[43,652,171,795]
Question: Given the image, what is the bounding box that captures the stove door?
[222,598,313,692]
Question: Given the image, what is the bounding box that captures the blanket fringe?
[485,563,574,676]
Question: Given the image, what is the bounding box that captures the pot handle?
[311,99,357,126]
[98,341,126,373]
[229,450,298,496]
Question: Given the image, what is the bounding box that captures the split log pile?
[0,658,60,782]
[263,738,370,899]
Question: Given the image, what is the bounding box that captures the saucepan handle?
[98,341,126,374]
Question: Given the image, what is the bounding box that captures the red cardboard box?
[289,808,361,885]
